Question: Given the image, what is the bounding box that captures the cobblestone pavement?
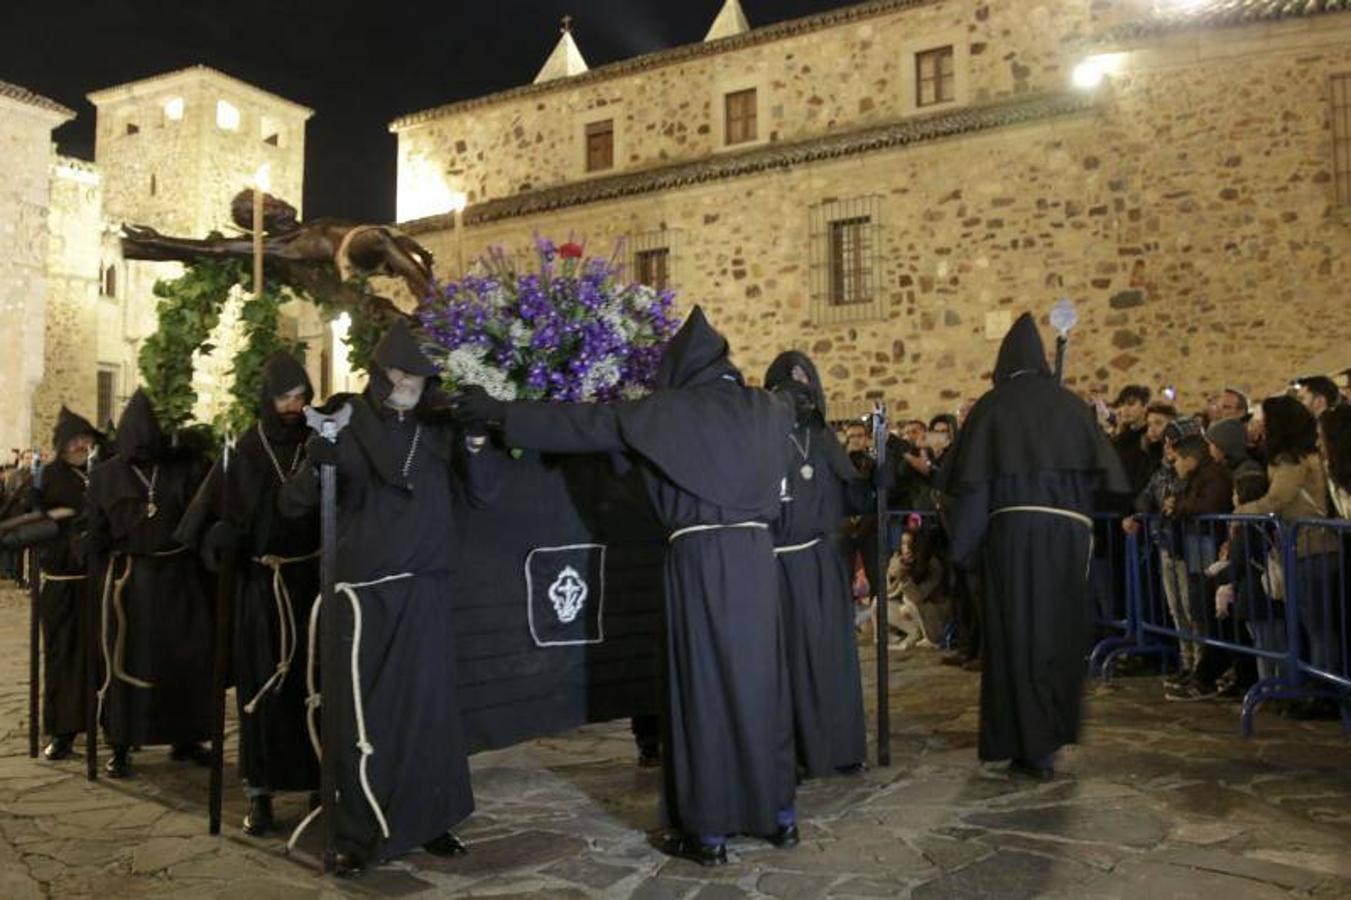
[1,582,1349,898]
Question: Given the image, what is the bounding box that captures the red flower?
[559,242,584,259]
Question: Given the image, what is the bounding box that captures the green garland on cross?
[137,258,385,438]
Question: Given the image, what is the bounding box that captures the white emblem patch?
[548,565,588,624]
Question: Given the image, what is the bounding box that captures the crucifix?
[561,14,572,33]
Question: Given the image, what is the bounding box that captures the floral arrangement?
[417,238,677,402]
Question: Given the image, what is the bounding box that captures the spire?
[534,16,590,84]
[704,0,750,42]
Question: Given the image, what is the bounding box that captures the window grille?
[809,196,884,325]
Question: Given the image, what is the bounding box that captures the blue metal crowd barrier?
[1097,511,1348,736]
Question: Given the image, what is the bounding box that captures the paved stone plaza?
[1,584,1348,898]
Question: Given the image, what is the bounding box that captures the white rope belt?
[39,570,86,587]
[991,505,1094,530]
[242,550,320,715]
[991,506,1095,576]
[668,521,769,544]
[773,537,823,556]
[290,572,411,852]
[95,547,188,719]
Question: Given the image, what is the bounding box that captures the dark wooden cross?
[561,14,572,33]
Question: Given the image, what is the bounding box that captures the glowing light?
[397,155,461,221]
[1071,53,1125,91]
[163,97,184,121]
[251,163,272,192]
[448,191,468,214]
[216,99,240,131]
[331,312,352,335]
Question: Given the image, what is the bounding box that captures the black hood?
[51,406,101,453]
[654,306,742,389]
[367,318,439,408]
[765,350,827,421]
[993,313,1052,383]
[115,389,165,463]
[258,351,313,442]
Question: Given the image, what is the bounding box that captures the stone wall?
[0,98,65,453]
[394,0,1112,216]
[32,158,102,446]
[404,15,1351,420]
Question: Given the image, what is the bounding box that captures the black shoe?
[43,734,76,761]
[1165,682,1218,702]
[331,851,365,878]
[243,795,274,836]
[637,743,661,768]
[105,746,131,779]
[422,832,469,857]
[836,762,867,776]
[767,823,800,848]
[1008,759,1054,781]
[661,834,728,867]
[1162,670,1192,691]
[169,743,212,766]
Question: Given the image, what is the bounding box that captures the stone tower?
[85,67,314,425]
[88,65,312,235]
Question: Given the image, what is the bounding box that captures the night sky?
[3,0,857,222]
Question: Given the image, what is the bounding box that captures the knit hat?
[1206,418,1249,469]
[1163,416,1203,446]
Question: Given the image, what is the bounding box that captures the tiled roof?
[402,91,1095,231]
[389,0,936,131]
[1104,0,1351,41]
[0,79,74,118]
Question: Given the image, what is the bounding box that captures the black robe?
[178,352,321,793]
[34,458,93,737]
[940,314,1126,764]
[85,390,214,747]
[502,307,797,837]
[764,351,869,777]
[280,326,502,861]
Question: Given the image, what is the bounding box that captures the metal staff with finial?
[28,449,43,759]
[1051,298,1078,385]
[870,401,891,767]
[208,433,235,835]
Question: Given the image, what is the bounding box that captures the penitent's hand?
[305,434,340,467]
[449,386,506,433]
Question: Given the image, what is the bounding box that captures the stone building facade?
[392,0,1351,419]
[0,81,73,454]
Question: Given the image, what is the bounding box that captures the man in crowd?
[85,390,215,778]
[1111,385,1153,496]
[177,351,321,836]
[281,320,502,877]
[451,307,798,867]
[939,313,1127,780]
[1295,375,1341,419]
[1211,388,1250,423]
[28,408,102,759]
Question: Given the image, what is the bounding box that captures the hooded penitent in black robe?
[937,314,1127,765]
[764,351,869,777]
[32,408,103,738]
[85,390,214,748]
[177,352,320,793]
[500,307,797,838]
[279,320,502,862]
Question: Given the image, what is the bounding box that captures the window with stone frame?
[1334,73,1351,209]
[631,228,681,291]
[915,46,956,108]
[810,196,884,325]
[724,88,758,145]
[635,247,670,291]
[100,263,117,299]
[585,119,615,173]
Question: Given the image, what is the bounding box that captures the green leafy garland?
[138,259,385,437]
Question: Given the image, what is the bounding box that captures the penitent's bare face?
[384,367,426,411]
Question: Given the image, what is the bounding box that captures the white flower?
[440,345,518,401]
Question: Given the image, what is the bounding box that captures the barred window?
[636,248,670,291]
[631,229,681,290]
[916,46,955,108]
[585,119,614,173]
[810,197,883,325]
[1334,73,1351,208]
[96,366,118,428]
[724,88,758,145]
